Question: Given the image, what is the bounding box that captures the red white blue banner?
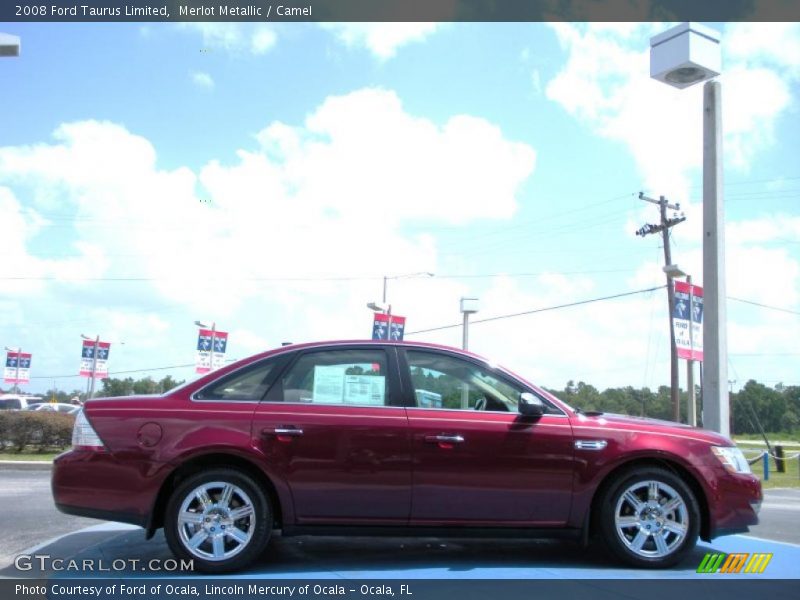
[4,351,31,384]
[196,329,228,373]
[371,313,406,341]
[79,340,111,379]
[673,281,704,362]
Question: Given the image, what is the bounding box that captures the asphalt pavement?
[1,468,798,580]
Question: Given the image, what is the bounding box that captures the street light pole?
[4,346,21,394]
[89,335,99,399]
[687,275,697,427]
[210,322,217,371]
[702,80,729,437]
[649,22,726,435]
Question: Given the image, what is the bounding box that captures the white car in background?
[26,402,81,415]
[0,394,44,410]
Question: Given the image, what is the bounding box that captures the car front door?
[252,346,411,525]
[401,348,575,526]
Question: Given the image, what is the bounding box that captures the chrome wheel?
[177,481,256,562]
[613,479,689,559]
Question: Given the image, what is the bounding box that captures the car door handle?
[263,427,304,442]
[424,434,465,444]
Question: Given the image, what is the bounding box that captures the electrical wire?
[406,285,666,335]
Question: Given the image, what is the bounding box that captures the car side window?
[280,349,389,406]
[195,359,279,401]
[406,350,550,413]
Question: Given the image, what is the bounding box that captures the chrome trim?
[425,434,465,444]
[272,428,303,436]
[572,424,722,445]
[404,406,569,418]
[575,439,608,451]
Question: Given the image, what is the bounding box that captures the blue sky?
[1,22,798,396]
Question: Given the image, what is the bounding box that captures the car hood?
[573,411,733,446]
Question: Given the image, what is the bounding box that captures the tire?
[598,466,700,568]
[164,468,272,573]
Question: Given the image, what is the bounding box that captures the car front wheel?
[598,466,700,568]
[164,468,271,573]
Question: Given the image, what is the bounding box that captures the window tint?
[406,351,529,413]
[0,399,22,410]
[195,359,279,401]
[280,349,389,406]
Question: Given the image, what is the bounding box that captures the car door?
[400,348,575,526]
[252,345,412,525]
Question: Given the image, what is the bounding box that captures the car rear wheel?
[164,468,271,573]
[598,466,700,568]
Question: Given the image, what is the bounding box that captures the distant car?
[0,395,43,410]
[53,341,761,573]
[27,402,80,415]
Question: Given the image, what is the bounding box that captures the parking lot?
[1,467,798,581]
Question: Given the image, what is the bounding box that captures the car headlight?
[711,446,751,474]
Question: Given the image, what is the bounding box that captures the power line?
[29,360,237,380]
[406,285,665,335]
[728,297,800,316]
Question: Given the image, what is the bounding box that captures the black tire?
[597,466,700,568]
[164,468,271,573]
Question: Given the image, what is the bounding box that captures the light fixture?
[0,33,20,57]
[367,301,389,313]
[650,22,721,90]
[662,264,688,279]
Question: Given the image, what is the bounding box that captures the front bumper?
[697,465,762,539]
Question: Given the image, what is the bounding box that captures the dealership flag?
[673,281,704,362]
[79,341,111,379]
[196,329,228,373]
[4,351,31,384]
[371,313,406,341]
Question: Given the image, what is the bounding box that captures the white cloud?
[545,22,797,204]
[543,23,800,389]
[321,23,442,59]
[179,23,277,55]
[0,89,537,387]
[190,71,214,89]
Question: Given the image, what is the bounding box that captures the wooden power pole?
[636,193,686,422]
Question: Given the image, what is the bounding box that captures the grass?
[0,450,63,461]
[754,467,800,489]
[735,432,800,443]
[735,440,800,488]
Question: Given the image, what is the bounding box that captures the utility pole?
[636,192,686,422]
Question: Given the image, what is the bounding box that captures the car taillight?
[72,410,105,450]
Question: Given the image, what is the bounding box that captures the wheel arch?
[588,457,712,542]
[146,452,284,539]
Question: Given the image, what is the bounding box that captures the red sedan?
[52,340,761,573]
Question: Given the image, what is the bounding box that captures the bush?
[0,411,75,452]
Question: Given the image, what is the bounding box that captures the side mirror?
[519,392,545,417]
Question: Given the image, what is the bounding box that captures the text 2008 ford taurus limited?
[53,340,761,573]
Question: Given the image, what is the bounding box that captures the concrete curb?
[0,460,52,470]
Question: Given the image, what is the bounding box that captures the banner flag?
[79,341,111,379]
[371,314,407,341]
[196,329,228,374]
[673,281,704,362]
[4,351,31,384]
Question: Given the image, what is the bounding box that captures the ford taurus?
[52,340,761,573]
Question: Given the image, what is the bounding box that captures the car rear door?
[400,348,575,526]
[252,345,412,525]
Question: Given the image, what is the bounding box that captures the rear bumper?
[52,449,167,529]
[54,502,147,527]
